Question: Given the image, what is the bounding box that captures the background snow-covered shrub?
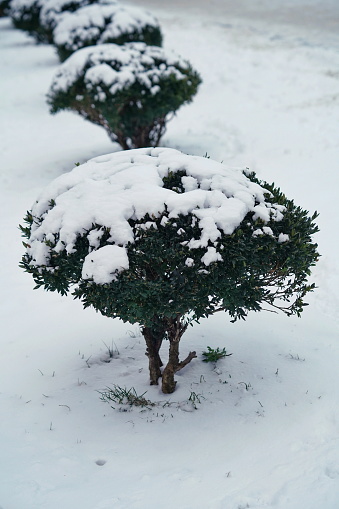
[47,42,201,149]
[10,0,45,40]
[9,0,117,42]
[53,3,162,62]
[39,0,117,43]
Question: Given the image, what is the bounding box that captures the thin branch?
[260,307,279,314]
[261,299,294,313]
[175,351,197,373]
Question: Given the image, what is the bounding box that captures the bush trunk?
[142,316,196,394]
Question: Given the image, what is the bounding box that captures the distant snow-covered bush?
[39,0,116,43]
[9,0,116,42]
[10,0,45,40]
[47,42,201,149]
[53,3,162,61]
[20,148,319,393]
[0,0,11,16]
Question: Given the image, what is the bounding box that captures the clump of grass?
[98,385,155,409]
[202,346,232,363]
[102,340,119,359]
[188,391,205,409]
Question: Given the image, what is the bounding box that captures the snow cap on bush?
[21,146,318,290]
[53,3,162,61]
[39,0,118,42]
[23,147,290,279]
[47,43,201,149]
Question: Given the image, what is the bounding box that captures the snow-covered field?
[1,2,339,508]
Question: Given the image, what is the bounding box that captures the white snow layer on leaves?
[10,0,44,19]
[82,244,129,283]
[53,3,160,51]
[39,0,117,30]
[9,0,34,8]
[49,42,187,97]
[26,147,287,283]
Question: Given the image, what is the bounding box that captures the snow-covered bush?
[39,0,117,43]
[10,0,45,40]
[53,3,162,62]
[0,0,11,16]
[20,148,319,394]
[9,0,115,42]
[47,43,201,149]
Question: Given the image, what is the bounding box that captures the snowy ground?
[1,2,339,508]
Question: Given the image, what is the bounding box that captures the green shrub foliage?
[202,346,231,363]
[53,3,162,62]
[20,148,319,393]
[47,43,201,149]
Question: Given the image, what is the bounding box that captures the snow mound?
[82,244,129,284]
[26,147,286,284]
